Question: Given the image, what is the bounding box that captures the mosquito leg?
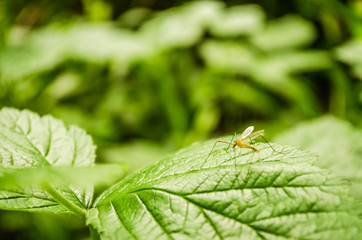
[256,135,283,154]
[202,140,234,168]
[226,134,235,150]
[204,141,218,164]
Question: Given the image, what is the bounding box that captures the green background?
[1,0,361,239]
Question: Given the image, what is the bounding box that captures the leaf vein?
[200,209,223,240]
[110,201,138,240]
[135,193,174,240]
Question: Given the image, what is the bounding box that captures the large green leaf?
[0,108,96,214]
[86,138,361,239]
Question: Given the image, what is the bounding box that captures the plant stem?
[41,182,86,216]
[89,225,101,240]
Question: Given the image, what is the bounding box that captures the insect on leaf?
[240,126,255,139]
[86,137,362,239]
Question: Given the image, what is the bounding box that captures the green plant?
[3,1,360,151]
[274,116,362,201]
[0,108,360,239]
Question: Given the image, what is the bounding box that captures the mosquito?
[205,126,281,162]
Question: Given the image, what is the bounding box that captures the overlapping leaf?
[0,108,96,213]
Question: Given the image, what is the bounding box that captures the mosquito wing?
[240,126,254,140]
[247,130,264,140]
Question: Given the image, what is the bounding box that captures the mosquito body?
[205,126,279,162]
[232,126,261,152]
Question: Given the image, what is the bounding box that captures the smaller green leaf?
[251,15,316,51]
[335,40,362,79]
[0,108,96,214]
[199,40,256,75]
[0,24,152,81]
[209,5,265,37]
[336,40,362,65]
[252,51,331,81]
[140,1,222,49]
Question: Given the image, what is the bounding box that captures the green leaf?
[336,40,362,65]
[86,138,361,239]
[0,164,126,188]
[209,5,265,37]
[250,15,316,51]
[274,116,362,200]
[140,1,222,50]
[336,40,362,79]
[199,41,331,80]
[199,40,257,75]
[0,108,96,214]
[0,23,152,81]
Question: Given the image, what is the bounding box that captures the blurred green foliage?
[274,116,362,217]
[274,116,362,199]
[0,0,362,239]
